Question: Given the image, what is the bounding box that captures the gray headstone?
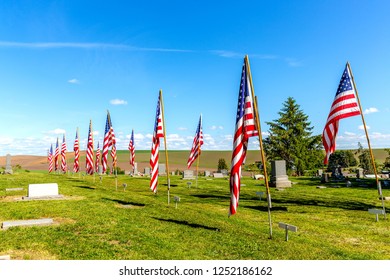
[144,167,151,176]
[204,170,210,177]
[356,168,364,179]
[213,172,224,178]
[321,173,329,183]
[133,162,138,174]
[270,160,291,189]
[183,170,194,180]
[158,164,166,175]
[4,154,13,174]
[220,169,228,176]
[317,169,323,176]
[2,218,54,230]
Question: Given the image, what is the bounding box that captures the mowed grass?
[0,171,389,260]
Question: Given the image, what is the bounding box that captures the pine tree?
[263,97,323,175]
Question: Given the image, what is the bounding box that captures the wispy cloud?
[47,128,66,135]
[68,78,80,84]
[358,125,370,130]
[364,107,379,114]
[210,125,224,130]
[110,99,128,105]
[177,127,188,131]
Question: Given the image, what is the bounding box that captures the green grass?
[0,171,389,260]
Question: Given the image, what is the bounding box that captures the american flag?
[128,129,135,168]
[48,144,53,173]
[73,129,80,173]
[109,116,117,170]
[102,111,113,173]
[61,134,67,173]
[229,57,258,216]
[54,137,60,171]
[187,115,204,168]
[86,120,94,175]
[150,93,164,193]
[322,63,360,164]
[95,141,101,173]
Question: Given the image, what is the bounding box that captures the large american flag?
[95,141,100,173]
[229,57,258,216]
[128,129,135,169]
[48,144,53,173]
[54,137,60,171]
[73,129,80,173]
[61,134,67,173]
[187,115,204,168]
[322,63,360,164]
[150,93,164,193]
[102,111,113,173]
[86,120,94,175]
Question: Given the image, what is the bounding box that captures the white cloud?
[110,99,128,105]
[364,107,379,114]
[177,127,188,131]
[47,128,66,135]
[344,131,356,136]
[68,78,80,84]
[358,125,370,130]
[210,125,224,131]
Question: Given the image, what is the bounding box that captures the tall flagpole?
[159,89,171,204]
[347,62,386,219]
[245,55,273,239]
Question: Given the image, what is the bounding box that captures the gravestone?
[2,218,54,230]
[24,183,63,200]
[4,154,13,174]
[204,170,210,177]
[356,168,364,179]
[220,169,228,176]
[158,164,166,175]
[317,169,323,177]
[182,170,194,180]
[321,173,329,183]
[133,162,138,174]
[213,173,224,178]
[144,167,151,176]
[270,160,291,189]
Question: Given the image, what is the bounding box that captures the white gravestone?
[183,170,194,180]
[27,183,61,198]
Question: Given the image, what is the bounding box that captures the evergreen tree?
[327,150,357,172]
[263,97,323,175]
[384,149,390,170]
[356,142,375,174]
[217,158,228,171]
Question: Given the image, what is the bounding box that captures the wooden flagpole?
[245,55,273,239]
[159,89,171,204]
[347,62,386,219]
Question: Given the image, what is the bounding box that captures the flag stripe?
[187,115,203,168]
[86,121,94,175]
[150,93,164,193]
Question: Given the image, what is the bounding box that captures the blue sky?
[0,0,389,156]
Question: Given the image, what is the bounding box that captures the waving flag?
[322,63,360,164]
[61,134,67,173]
[54,137,60,171]
[102,111,113,173]
[95,141,101,173]
[229,57,258,216]
[86,120,94,175]
[48,144,53,173]
[187,115,204,168]
[73,129,80,173]
[109,116,117,170]
[128,129,135,168]
[150,93,164,193]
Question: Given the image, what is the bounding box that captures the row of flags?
[47,111,135,175]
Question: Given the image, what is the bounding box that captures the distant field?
[0,149,388,173]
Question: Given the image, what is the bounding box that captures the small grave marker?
[213,173,224,178]
[26,183,61,199]
[174,196,180,209]
[368,209,385,222]
[278,222,298,241]
[2,218,54,230]
[122,183,127,191]
[5,187,24,192]
[0,255,11,260]
[256,191,265,201]
[187,181,192,188]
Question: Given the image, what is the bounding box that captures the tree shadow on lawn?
[245,205,288,212]
[101,197,146,207]
[153,217,220,232]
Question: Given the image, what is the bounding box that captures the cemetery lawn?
[0,171,389,260]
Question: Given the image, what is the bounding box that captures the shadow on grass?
[102,198,146,207]
[245,205,288,212]
[153,217,220,231]
[74,185,96,190]
[191,194,229,200]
